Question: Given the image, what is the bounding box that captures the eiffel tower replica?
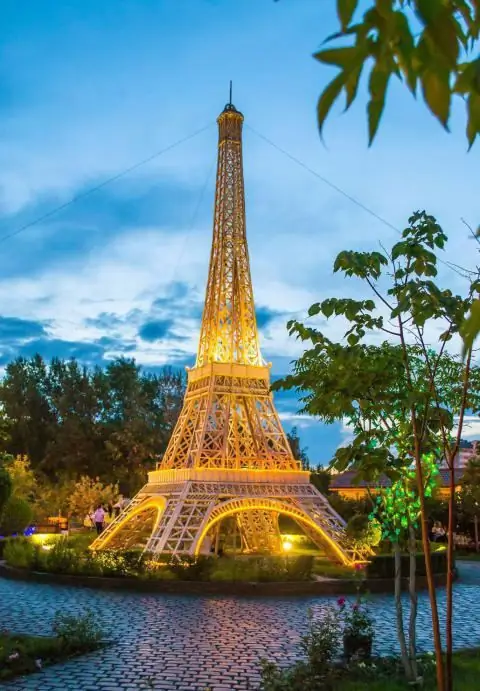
[91,92,364,565]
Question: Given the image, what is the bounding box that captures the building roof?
[330,467,466,490]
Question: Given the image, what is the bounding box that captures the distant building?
[440,439,479,469]
[330,468,466,500]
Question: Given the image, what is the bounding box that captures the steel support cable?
[245,124,470,281]
[0,123,214,245]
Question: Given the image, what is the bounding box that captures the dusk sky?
[1,0,479,464]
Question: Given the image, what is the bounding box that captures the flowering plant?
[337,597,374,639]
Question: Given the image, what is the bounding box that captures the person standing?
[94,505,105,535]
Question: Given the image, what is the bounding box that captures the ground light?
[282,540,292,552]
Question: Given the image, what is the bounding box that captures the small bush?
[169,555,216,581]
[4,538,36,569]
[0,496,33,536]
[209,556,314,582]
[37,540,80,574]
[261,608,342,690]
[52,609,104,650]
[366,551,447,579]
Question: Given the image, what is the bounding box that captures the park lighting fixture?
[282,540,292,553]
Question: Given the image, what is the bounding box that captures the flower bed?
[2,536,315,582]
[0,611,104,681]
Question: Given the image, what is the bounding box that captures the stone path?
[1,562,480,691]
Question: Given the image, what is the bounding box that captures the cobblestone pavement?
[1,562,480,691]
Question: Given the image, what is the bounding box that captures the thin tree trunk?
[397,313,445,691]
[414,450,445,691]
[408,525,418,681]
[446,347,472,691]
[446,458,455,691]
[394,541,413,680]
[475,515,479,553]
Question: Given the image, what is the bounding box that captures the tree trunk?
[414,453,445,691]
[408,525,418,681]
[446,460,456,691]
[475,515,479,553]
[394,541,413,680]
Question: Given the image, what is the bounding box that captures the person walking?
[93,505,105,535]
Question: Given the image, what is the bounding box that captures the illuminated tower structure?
[91,95,366,565]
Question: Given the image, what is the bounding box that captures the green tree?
[314,1,480,147]
[0,355,56,469]
[310,0,480,397]
[0,496,33,536]
[459,456,480,550]
[68,476,119,522]
[0,356,185,493]
[310,467,332,495]
[0,464,12,521]
[286,426,310,469]
[5,455,37,502]
[273,211,480,691]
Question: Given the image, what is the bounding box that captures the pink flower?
[337,597,346,606]
[354,563,365,571]
[352,604,359,611]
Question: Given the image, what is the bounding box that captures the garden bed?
[0,535,453,596]
[0,560,450,596]
[0,613,105,681]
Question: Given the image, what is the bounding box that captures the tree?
[313,1,480,147]
[273,211,480,691]
[459,456,480,550]
[0,463,12,521]
[0,356,186,493]
[286,426,310,469]
[0,496,33,536]
[310,0,480,390]
[68,476,119,522]
[5,455,37,502]
[310,467,332,495]
[370,455,440,681]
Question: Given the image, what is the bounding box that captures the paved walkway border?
[0,562,450,596]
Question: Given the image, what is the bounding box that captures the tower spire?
[229,80,232,105]
[196,95,261,367]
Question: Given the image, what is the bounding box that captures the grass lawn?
[339,650,480,690]
[0,633,100,681]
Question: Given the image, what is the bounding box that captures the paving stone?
[1,562,480,690]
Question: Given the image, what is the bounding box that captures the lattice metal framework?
[90,97,369,566]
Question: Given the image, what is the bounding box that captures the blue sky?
[1,0,479,464]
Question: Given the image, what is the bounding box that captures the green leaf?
[314,47,358,67]
[467,92,480,149]
[337,0,358,30]
[421,68,451,128]
[461,298,480,355]
[367,65,390,145]
[316,73,346,137]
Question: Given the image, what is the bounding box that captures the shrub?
[346,514,381,549]
[0,467,12,518]
[366,551,447,579]
[52,609,104,650]
[4,538,36,569]
[37,540,80,574]
[261,608,342,690]
[209,556,314,582]
[0,496,33,536]
[169,555,216,581]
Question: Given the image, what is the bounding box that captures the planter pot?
[343,634,373,660]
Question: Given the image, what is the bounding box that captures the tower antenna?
[229,80,232,105]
